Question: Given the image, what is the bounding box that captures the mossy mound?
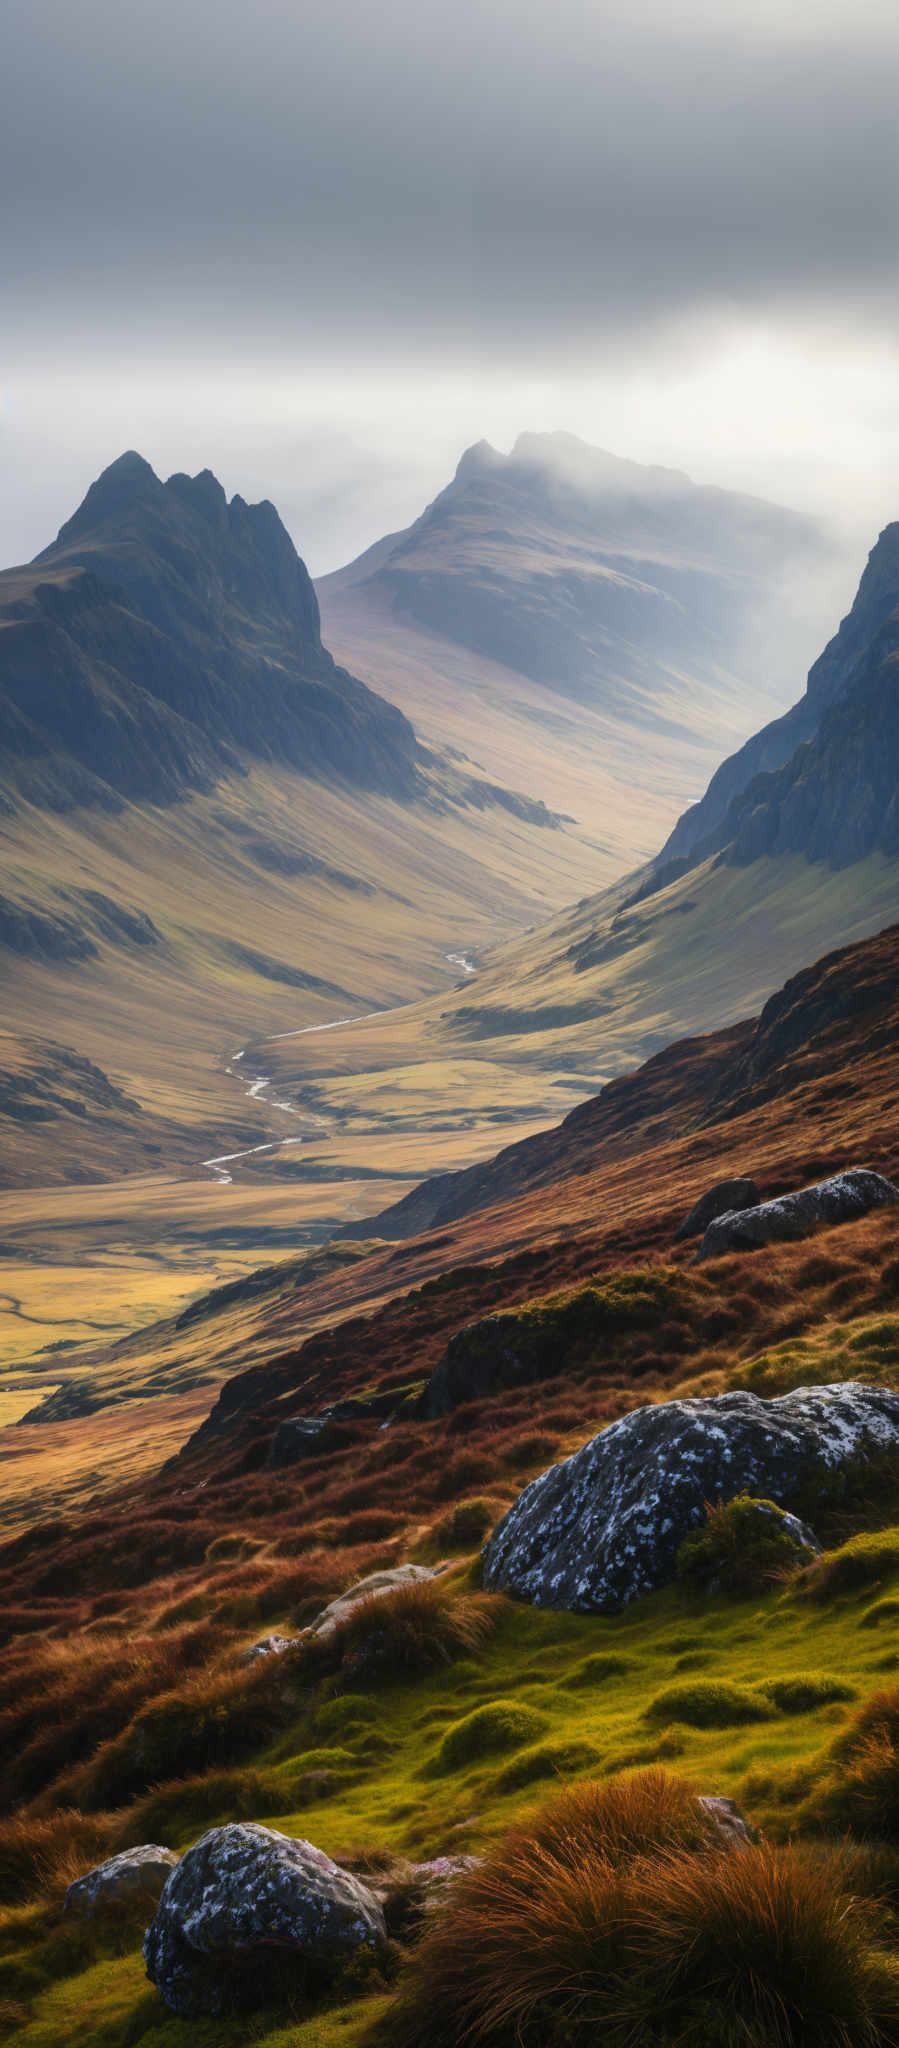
[644,1679,774,1729]
[431,1700,548,1773]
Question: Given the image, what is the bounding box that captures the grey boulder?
[675,1176,760,1242]
[697,1168,898,1260]
[482,1381,899,1613]
[144,1823,386,2017]
[64,1844,178,1916]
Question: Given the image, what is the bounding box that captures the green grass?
[5,1518,899,2045]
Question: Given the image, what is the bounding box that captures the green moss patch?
[644,1679,774,1728]
[430,1700,548,1773]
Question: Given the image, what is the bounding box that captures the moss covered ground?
[3,1506,899,2045]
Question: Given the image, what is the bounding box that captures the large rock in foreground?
[696,1168,898,1260]
[144,1823,386,2017]
[482,1383,899,1613]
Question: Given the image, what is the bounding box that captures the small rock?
[482,1381,899,1613]
[144,1823,386,2018]
[675,1177,760,1242]
[698,1795,756,1849]
[65,1845,178,1916]
[309,1564,442,1640]
[239,1632,302,1665]
[697,1167,898,1260]
[267,1416,335,1467]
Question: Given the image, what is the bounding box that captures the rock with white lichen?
[482,1382,899,1613]
[696,1167,898,1260]
[64,1844,178,1916]
[143,1823,386,2016]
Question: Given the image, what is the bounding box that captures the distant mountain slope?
[0,452,421,812]
[663,521,899,861]
[319,432,840,868]
[342,921,899,1240]
[261,513,899,1208]
[323,432,826,716]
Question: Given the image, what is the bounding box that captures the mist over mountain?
[321,430,835,739]
[0,452,422,813]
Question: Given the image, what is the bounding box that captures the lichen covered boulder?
[64,1844,178,1916]
[143,1823,386,2017]
[696,1167,898,1260]
[482,1382,899,1613]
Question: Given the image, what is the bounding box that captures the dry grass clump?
[0,1807,116,1903]
[308,1579,503,1690]
[806,1689,899,1841]
[386,1772,899,2047]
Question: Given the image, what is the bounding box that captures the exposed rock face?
[64,1845,178,1916]
[267,1415,336,1466]
[661,520,899,863]
[697,1168,899,1260]
[424,1313,544,1417]
[0,451,421,815]
[309,1565,441,1639]
[697,1796,756,1849]
[143,1823,386,2018]
[239,1632,301,1665]
[481,1383,899,1614]
[675,1176,760,1242]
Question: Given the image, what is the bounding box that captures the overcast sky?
[3,0,899,576]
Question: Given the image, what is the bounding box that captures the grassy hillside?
[1,921,898,2044]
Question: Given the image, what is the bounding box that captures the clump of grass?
[520,1770,715,1864]
[492,1740,600,1794]
[677,1495,816,1597]
[643,1679,774,1728]
[385,1773,899,2047]
[0,1807,117,1904]
[563,1653,632,1690]
[797,1527,899,1601]
[429,1498,503,1551]
[309,1579,503,1690]
[807,1689,899,1840]
[432,1700,548,1773]
[760,1672,856,1714]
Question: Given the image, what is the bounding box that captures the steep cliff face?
[722,611,899,868]
[664,522,899,861]
[0,453,422,811]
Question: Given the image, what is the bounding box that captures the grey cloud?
[4,0,899,362]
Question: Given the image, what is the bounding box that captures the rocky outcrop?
[239,1632,301,1665]
[481,1382,899,1613]
[675,1176,760,1242]
[696,1168,898,1260]
[143,1823,386,2017]
[661,520,899,864]
[64,1845,178,1916]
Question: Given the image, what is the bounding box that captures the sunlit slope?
[319,431,839,850]
[253,851,899,1166]
[0,756,611,1188]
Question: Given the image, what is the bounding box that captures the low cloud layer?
[3,0,899,576]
